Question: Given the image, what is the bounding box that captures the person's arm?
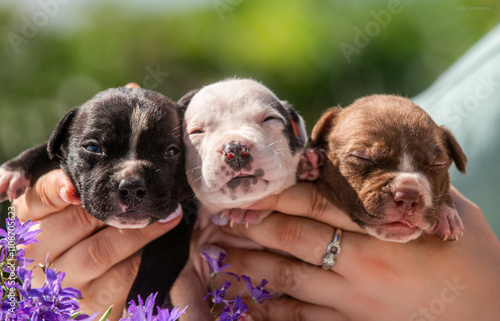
[12,169,182,320]
[218,183,500,320]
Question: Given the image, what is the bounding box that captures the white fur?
[398,153,414,172]
[106,218,150,229]
[184,79,303,215]
[129,105,153,158]
[391,172,432,209]
[365,225,423,243]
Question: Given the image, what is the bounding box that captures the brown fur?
[311,95,467,242]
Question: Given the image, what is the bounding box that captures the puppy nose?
[222,141,252,170]
[393,189,420,209]
[119,179,146,205]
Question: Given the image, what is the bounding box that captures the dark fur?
[127,202,196,307]
[0,87,193,306]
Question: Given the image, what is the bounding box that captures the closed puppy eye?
[189,129,204,135]
[83,144,102,154]
[165,145,180,157]
[263,116,281,122]
[431,160,448,167]
[347,153,375,165]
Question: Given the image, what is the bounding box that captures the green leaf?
[98,305,113,321]
[70,311,82,319]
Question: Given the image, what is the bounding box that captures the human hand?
[12,169,182,320]
[219,183,500,320]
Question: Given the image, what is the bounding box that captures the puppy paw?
[221,208,246,227]
[220,209,272,228]
[0,167,30,202]
[297,148,325,181]
[428,204,464,241]
[241,209,272,227]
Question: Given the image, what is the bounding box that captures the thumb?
[14,169,81,222]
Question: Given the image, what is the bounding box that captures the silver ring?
[322,228,342,270]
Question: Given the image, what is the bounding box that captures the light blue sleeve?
[413,24,500,237]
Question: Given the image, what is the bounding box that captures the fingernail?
[159,203,182,223]
[211,212,228,226]
[59,187,70,204]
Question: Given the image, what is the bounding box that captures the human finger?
[245,182,364,233]
[13,169,81,222]
[54,215,183,288]
[25,205,105,265]
[223,247,348,308]
[79,253,142,320]
[222,212,365,273]
[246,297,347,321]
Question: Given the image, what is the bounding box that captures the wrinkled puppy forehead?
[73,87,180,146]
[85,87,175,114]
[79,87,176,124]
[185,78,282,120]
[334,95,438,142]
[331,95,447,164]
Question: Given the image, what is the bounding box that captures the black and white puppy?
[173,78,308,320]
[0,86,194,307]
[180,78,307,228]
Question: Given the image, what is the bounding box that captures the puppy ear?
[48,107,79,160]
[281,101,308,149]
[177,89,200,113]
[125,82,141,89]
[310,107,341,148]
[440,126,467,173]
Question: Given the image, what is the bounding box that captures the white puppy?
[172,78,308,319]
[181,78,307,227]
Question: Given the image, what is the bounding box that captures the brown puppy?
[306,95,467,242]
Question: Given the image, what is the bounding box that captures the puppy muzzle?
[222,141,253,170]
[119,178,147,206]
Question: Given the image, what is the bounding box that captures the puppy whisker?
[186,166,202,174]
[267,140,283,148]
[192,175,204,184]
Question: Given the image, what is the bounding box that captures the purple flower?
[200,245,240,281]
[241,276,274,304]
[121,293,187,321]
[24,266,85,320]
[14,267,34,295]
[155,305,188,321]
[0,218,40,268]
[203,280,231,304]
[219,312,234,321]
[200,245,231,275]
[0,218,96,320]
[220,296,249,321]
[14,248,34,268]
[0,218,40,247]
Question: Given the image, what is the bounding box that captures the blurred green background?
[0,0,499,236]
